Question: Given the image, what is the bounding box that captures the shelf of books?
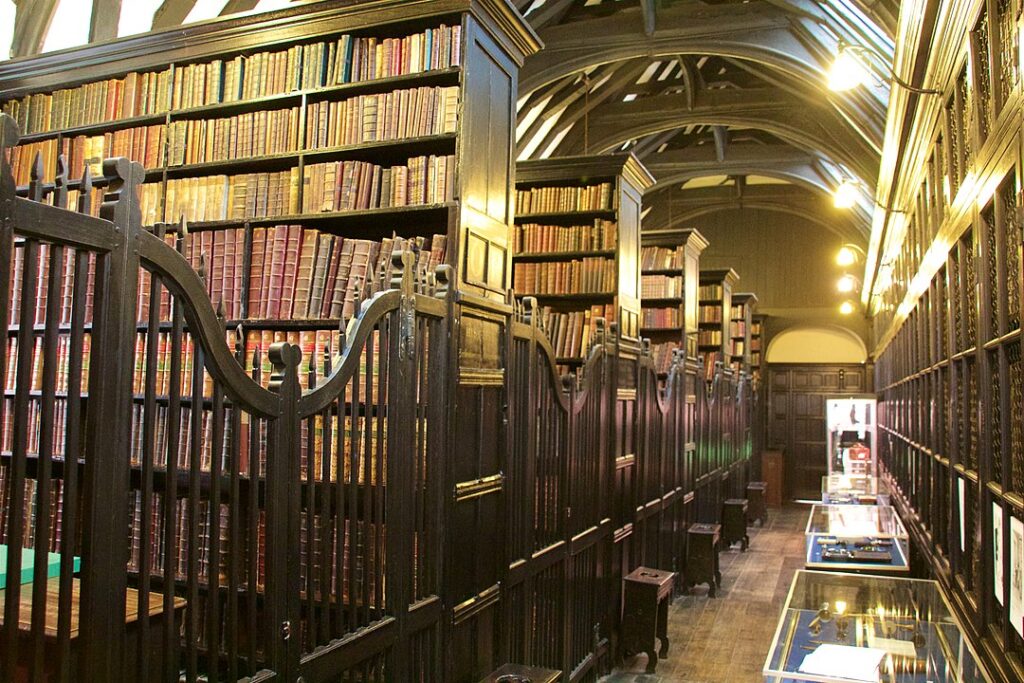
[729,292,757,375]
[0,0,539,676]
[512,153,654,373]
[697,268,739,379]
[639,228,709,376]
[750,313,765,379]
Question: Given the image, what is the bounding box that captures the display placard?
[994,502,1004,605]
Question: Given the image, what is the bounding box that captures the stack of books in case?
[306,85,459,148]
[512,219,617,254]
[513,258,615,295]
[168,108,301,165]
[515,182,615,214]
[641,274,683,299]
[538,304,615,360]
[698,304,723,323]
[0,468,66,553]
[650,341,681,375]
[641,308,683,329]
[640,245,685,270]
[10,125,167,184]
[1,23,463,135]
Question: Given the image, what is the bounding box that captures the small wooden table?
[621,566,676,674]
[722,498,750,551]
[0,576,186,682]
[686,523,721,596]
[479,663,561,682]
[746,481,768,526]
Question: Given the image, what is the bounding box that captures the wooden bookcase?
[729,292,757,374]
[0,2,539,680]
[512,153,653,371]
[697,268,738,374]
[750,313,765,377]
[639,228,708,376]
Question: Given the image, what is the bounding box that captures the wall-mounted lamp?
[833,179,859,209]
[837,274,859,293]
[839,300,857,315]
[828,43,941,96]
[835,243,866,267]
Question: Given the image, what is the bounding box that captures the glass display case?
[764,570,990,682]
[826,395,877,481]
[805,504,909,573]
[821,474,890,506]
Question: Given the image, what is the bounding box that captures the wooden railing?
[0,112,754,683]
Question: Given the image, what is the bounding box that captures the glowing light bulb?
[834,179,859,209]
[835,600,847,615]
[837,274,858,293]
[836,246,857,267]
[828,48,871,91]
[839,300,856,315]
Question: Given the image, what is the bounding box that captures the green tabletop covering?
[0,545,80,590]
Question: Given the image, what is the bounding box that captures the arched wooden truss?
[516,0,901,247]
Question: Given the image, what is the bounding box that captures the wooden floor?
[604,504,808,682]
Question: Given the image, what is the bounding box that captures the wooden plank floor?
[603,505,808,682]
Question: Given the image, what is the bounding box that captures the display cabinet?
[822,474,890,506]
[826,395,877,481]
[764,570,990,682]
[805,504,909,573]
[730,292,757,374]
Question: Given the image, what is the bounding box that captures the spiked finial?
[78,166,94,215]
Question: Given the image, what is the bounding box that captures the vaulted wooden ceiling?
[516,0,897,243]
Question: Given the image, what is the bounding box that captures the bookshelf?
[729,292,757,374]
[639,228,709,376]
[750,313,765,378]
[512,153,653,370]
[0,1,539,679]
[697,268,739,375]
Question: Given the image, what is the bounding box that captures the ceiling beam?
[640,0,657,36]
[89,0,122,43]
[220,0,260,15]
[525,0,576,31]
[712,125,729,162]
[152,0,199,31]
[11,0,59,58]
[551,87,878,184]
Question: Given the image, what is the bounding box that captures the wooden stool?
[722,498,750,551]
[621,566,676,674]
[746,481,768,526]
[479,663,561,682]
[685,523,721,597]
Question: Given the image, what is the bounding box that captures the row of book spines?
[640,246,685,271]
[702,352,722,378]
[640,275,683,298]
[4,335,92,393]
[698,284,724,300]
[751,339,762,352]
[305,85,459,149]
[0,475,67,555]
[1,70,170,136]
[144,153,456,224]
[731,340,746,354]
[511,219,618,254]
[8,242,98,328]
[650,341,682,374]
[699,305,723,323]
[641,309,683,328]
[514,182,616,215]
[126,492,264,590]
[730,322,747,338]
[9,125,167,185]
[168,108,301,168]
[730,305,747,320]
[513,258,616,296]
[1,23,463,135]
[539,305,616,360]
[698,331,723,346]
[300,154,455,214]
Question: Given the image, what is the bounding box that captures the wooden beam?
[220,0,260,15]
[712,125,729,163]
[640,0,657,35]
[11,0,59,58]
[152,0,198,31]
[89,0,123,43]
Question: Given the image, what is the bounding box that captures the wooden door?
[767,365,872,500]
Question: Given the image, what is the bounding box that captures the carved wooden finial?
[268,341,302,387]
[235,324,244,359]
[177,215,189,240]
[197,251,208,285]
[390,249,414,293]
[28,151,44,201]
[216,297,226,321]
[523,296,537,326]
[100,157,145,228]
[434,264,452,300]
[54,154,68,208]
[641,338,651,356]
[78,166,94,215]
